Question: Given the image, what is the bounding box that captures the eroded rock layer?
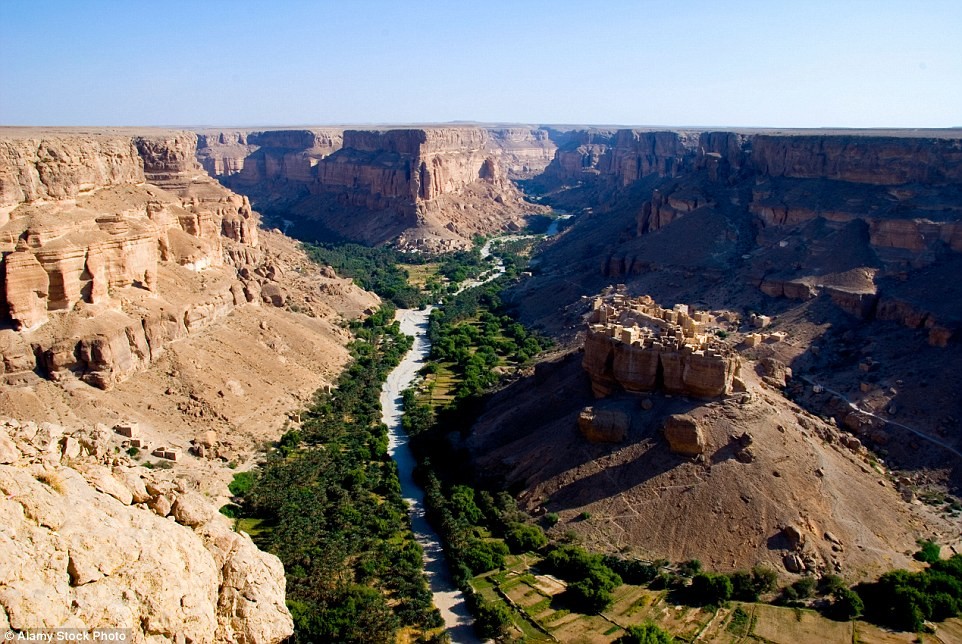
[195,126,554,250]
[521,128,962,346]
[0,418,292,643]
[0,130,354,391]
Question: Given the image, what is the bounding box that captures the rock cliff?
[0,130,303,387]
[582,291,739,399]
[0,127,383,639]
[524,127,962,344]
[196,126,551,250]
[0,418,292,642]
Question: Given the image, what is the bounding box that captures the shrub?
[818,574,847,596]
[544,512,560,527]
[228,471,255,497]
[219,503,241,518]
[679,559,703,577]
[915,540,941,564]
[829,587,864,621]
[616,623,674,643]
[791,576,816,598]
[505,523,548,553]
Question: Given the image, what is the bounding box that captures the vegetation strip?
[227,305,442,643]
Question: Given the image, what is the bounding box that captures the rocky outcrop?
[485,127,557,178]
[539,129,700,187]
[0,136,144,214]
[582,291,739,399]
[578,407,629,443]
[0,418,292,642]
[197,127,547,250]
[600,130,699,187]
[0,130,342,388]
[537,128,962,343]
[662,414,705,456]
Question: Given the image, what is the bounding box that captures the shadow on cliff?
[783,295,962,494]
[456,349,710,507]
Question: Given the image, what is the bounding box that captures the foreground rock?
[0,418,292,642]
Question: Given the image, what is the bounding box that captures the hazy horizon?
[2,1,960,129]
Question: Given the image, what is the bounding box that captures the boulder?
[171,492,216,527]
[0,423,293,642]
[663,414,706,456]
[783,524,805,549]
[758,357,789,388]
[578,407,630,443]
[784,552,806,573]
[0,431,19,464]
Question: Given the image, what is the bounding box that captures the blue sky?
[1,1,960,128]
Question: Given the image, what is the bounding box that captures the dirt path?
[799,376,962,461]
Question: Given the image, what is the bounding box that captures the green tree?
[475,601,512,639]
[616,623,674,644]
[829,587,864,621]
[505,523,548,553]
[689,573,733,606]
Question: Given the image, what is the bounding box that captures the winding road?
[799,375,962,460]
[379,218,570,641]
[380,307,481,643]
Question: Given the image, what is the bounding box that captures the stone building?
[582,289,739,398]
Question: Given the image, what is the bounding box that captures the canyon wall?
[0,129,370,390]
[0,128,383,639]
[195,126,553,250]
[537,128,962,342]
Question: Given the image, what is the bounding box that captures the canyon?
[0,128,377,642]
[2,122,961,639]
[195,126,554,250]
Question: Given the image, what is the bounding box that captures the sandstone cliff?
[196,126,551,250]
[581,292,739,398]
[525,128,962,345]
[0,126,377,481]
[0,130,343,389]
[0,127,384,639]
[0,418,292,642]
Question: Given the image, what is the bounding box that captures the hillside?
[0,128,378,640]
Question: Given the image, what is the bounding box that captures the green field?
[469,557,962,643]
